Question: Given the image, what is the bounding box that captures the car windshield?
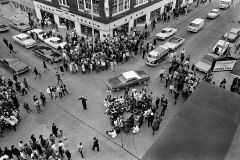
[21,36,31,41]
[9,59,21,67]
[189,23,199,27]
[148,54,157,59]
[221,1,229,4]
[230,31,236,35]
[19,23,25,26]
[169,37,180,43]
[119,74,127,84]
[55,39,63,44]
[0,24,6,27]
[211,10,218,13]
[38,31,45,35]
[161,30,168,33]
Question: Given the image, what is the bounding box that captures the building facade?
[10,0,36,17]
[33,0,180,40]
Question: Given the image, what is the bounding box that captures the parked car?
[195,53,219,73]
[0,58,30,74]
[33,46,63,63]
[211,40,230,55]
[9,21,31,32]
[207,9,220,19]
[222,28,240,42]
[27,29,46,41]
[155,27,177,40]
[12,33,37,48]
[163,36,185,51]
[44,37,67,50]
[0,22,9,32]
[107,70,150,91]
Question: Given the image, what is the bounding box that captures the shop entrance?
[134,15,146,27]
[59,17,75,29]
[113,23,128,37]
[164,2,173,12]
[81,24,100,38]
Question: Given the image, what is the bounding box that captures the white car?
[44,37,67,50]
[195,53,219,73]
[211,40,230,56]
[207,9,220,19]
[163,37,185,51]
[156,28,177,40]
[27,29,46,41]
[12,33,37,48]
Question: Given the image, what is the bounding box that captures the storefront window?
[81,24,99,37]
[150,8,161,21]
[113,23,128,37]
[134,15,146,27]
[59,17,75,29]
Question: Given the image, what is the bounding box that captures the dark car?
[107,70,150,91]
[0,58,30,75]
[33,46,63,63]
[0,22,9,32]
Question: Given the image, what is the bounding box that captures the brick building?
[33,0,188,40]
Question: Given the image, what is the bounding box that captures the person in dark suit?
[78,96,87,110]
[92,137,99,151]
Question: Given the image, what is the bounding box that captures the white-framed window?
[58,0,69,6]
[77,0,99,15]
[112,0,130,15]
[135,0,148,6]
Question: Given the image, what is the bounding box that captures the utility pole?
[91,0,95,51]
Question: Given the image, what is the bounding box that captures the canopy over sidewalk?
[141,81,240,160]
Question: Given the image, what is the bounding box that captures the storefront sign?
[213,60,236,71]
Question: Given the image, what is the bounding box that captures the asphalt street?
[0,0,240,159]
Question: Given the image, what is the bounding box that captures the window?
[58,0,69,6]
[135,0,148,6]
[77,0,99,15]
[112,0,130,15]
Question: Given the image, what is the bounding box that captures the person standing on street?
[23,102,33,113]
[78,142,84,158]
[40,92,46,106]
[152,121,158,136]
[78,96,87,110]
[9,42,17,54]
[47,86,53,100]
[34,99,42,113]
[23,78,30,90]
[92,137,99,151]
[20,81,28,96]
[43,61,50,72]
[61,84,69,95]
[33,67,41,79]
[52,123,58,137]
[174,90,180,105]
[55,72,63,84]
[65,150,72,160]
[3,38,8,47]
[142,48,146,59]
[155,97,160,109]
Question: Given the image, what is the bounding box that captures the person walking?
[61,84,69,95]
[78,142,84,158]
[156,115,163,130]
[40,92,46,106]
[92,137,99,151]
[9,42,17,54]
[20,82,28,96]
[3,38,8,47]
[160,99,168,116]
[65,150,72,160]
[23,102,33,113]
[23,78,30,90]
[59,65,64,75]
[55,72,63,84]
[52,123,58,137]
[33,67,41,79]
[34,99,42,113]
[148,112,154,127]
[152,121,158,135]
[174,90,180,105]
[46,86,53,100]
[142,48,146,59]
[78,96,87,110]
[155,97,160,109]
[138,113,144,128]
[43,61,50,72]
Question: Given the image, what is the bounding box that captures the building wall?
[10,0,36,17]
[33,0,176,40]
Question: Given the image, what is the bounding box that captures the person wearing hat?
[78,96,87,110]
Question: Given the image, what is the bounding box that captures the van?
[188,18,204,33]
[146,45,169,66]
[219,0,232,9]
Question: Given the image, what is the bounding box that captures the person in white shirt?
[106,129,117,138]
[77,142,84,158]
[132,125,140,134]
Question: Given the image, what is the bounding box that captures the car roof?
[29,29,44,33]
[212,9,219,12]
[163,27,173,31]
[217,40,230,46]
[203,53,219,62]
[149,50,159,56]
[230,28,240,33]
[15,33,28,38]
[47,37,60,41]
[122,71,141,79]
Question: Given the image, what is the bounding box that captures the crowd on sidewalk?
[0,122,100,160]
